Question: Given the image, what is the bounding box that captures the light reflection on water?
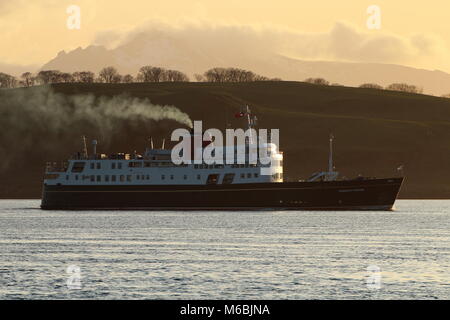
[0,199,449,299]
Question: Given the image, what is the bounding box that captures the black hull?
[41,178,403,211]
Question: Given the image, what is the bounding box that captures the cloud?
[321,23,448,66]
[105,20,449,70]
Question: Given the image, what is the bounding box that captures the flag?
[235,111,245,118]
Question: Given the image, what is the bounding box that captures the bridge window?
[105,175,109,182]
[247,173,251,178]
[197,174,201,180]
[96,163,101,169]
[90,175,95,182]
[170,175,174,180]
[112,175,116,182]
[118,163,122,169]
[254,173,259,178]
[222,173,235,184]
[129,162,142,168]
[111,163,116,169]
[120,175,125,182]
[240,173,245,178]
[206,174,219,185]
[90,163,95,170]
[71,162,85,173]
[96,175,101,182]
[126,175,131,182]
[146,175,150,180]
[161,175,165,180]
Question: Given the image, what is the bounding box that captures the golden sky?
[1,0,450,71]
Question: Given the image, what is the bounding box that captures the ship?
[41,107,403,210]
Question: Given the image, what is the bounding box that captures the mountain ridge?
[40,41,450,96]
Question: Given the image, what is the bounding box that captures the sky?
[1,0,450,72]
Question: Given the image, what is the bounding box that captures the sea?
[0,199,448,300]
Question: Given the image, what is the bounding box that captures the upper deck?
[44,144,284,186]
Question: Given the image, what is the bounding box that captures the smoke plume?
[0,85,192,170]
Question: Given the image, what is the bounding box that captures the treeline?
[0,66,279,89]
[0,66,188,88]
[3,68,450,96]
[195,67,281,82]
[305,77,427,94]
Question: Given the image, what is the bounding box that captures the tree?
[441,93,450,98]
[73,71,95,83]
[165,69,189,82]
[254,75,271,81]
[203,67,269,82]
[60,72,74,83]
[137,66,166,82]
[204,67,226,82]
[122,74,134,83]
[37,70,63,84]
[21,72,34,87]
[305,77,329,85]
[194,73,205,82]
[98,66,119,83]
[359,83,383,89]
[386,83,422,94]
[0,72,17,88]
[111,74,123,83]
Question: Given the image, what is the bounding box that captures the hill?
[1,81,450,199]
[41,40,450,96]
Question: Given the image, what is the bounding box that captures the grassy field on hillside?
[1,81,449,198]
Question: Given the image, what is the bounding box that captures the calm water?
[0,200,448,300]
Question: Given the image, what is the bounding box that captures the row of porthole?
[66,174,197,182]
[88,162,129,170]
[65,172,260,182]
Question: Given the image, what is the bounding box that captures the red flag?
[235,112,245,118]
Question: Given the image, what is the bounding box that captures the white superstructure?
[44,143,283,186]
[44,107,283,187]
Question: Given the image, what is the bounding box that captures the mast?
[81,135,88,159]
[328,134,334,173]
[246,105,252,145]
[245,105,258,145]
